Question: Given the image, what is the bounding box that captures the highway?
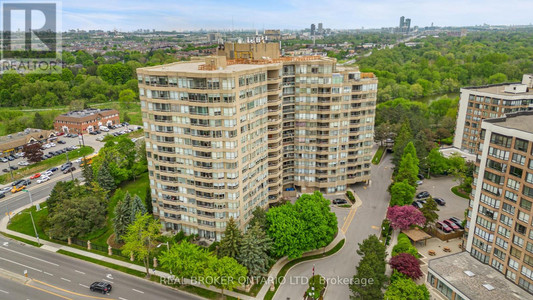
[0,234,200,300]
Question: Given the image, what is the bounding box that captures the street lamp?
[29,211,40,246]
[157,241,170,252]
[65,151,74,181]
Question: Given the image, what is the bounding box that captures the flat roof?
[483,111,533,134]
[428,252,531,300]
[59,108,117,119]
[465,83,533,96]
[141,61,275,73]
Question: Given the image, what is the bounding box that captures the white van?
[99,126,109,132]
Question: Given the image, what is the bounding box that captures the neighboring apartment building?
[465,111,533,295]
[54,108,120,134]
[137,42,377,239]
[453,74,533,154]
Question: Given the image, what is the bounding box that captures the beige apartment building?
[137,43,377,240]
[465,111,533,295]
[453,74,533,154]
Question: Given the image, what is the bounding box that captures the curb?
[0,267,30,285]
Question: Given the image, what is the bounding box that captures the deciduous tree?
[384,277,429,300]
[387,205,426,230]
[204,256,247,296]
[420,197,439,227]
[23,143,43,163]
[121,213,161,276]
[390,181,416,206]
[389,253,423,280]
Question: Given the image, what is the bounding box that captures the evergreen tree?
[403,142,419,168]
[131,194,147,222]
[395,153,419,186]
[237,224,272,281]
[145,188,153,214]
[248,206,267,231]
[392,121,412,166]
[97,162,116,191]
[113,196,131,243]
[420,197,439,228]
[350,235,388,300]
[218,218,242,259]
[33,112,46,129]
[81,161,94,185]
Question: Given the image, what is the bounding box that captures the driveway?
[274,153,394,300]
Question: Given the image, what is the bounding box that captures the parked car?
[416,180,423,185]
[434,197,446,206]
[449,217,464,229]
[49,143,56,147]
[57,140,66,144]
[0,157,7,163]
[436,221,452,233]
[9,166,18,170]
[30,173,41,180]
[48,167,58,173]
[2,169,9,173]
[1,186,11,193]
[96,136,104,142]
[417,173,425,180]
[332,198,348,205]
[20,179,31,186]
[63,166,76,174]
[412,201,423,209]
[0,192,4,199]
[7,156,14,161]
[416,191,430,199]
[89,131,97,135]
[43,171,53,177]
[37,176,50,184]
[443,219,460,231]
[44,154,52,159]
[18,161,29,166]
[99,126,109,132]
[90,282,112,294]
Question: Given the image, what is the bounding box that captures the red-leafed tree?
[389,253,423,280]
[23,143,43,163]
[386,205,425,230]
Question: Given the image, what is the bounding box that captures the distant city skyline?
[58,0,533,31]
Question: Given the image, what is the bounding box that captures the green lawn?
[451,186,470,199]
[0,146,94,184]
[7,205,49,242]
[92,102,142,125]
[372,146,385,165]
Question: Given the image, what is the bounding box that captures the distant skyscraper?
[399,16,405,29]
[405,18,411,33]
[310,23,316,36]
[317,23,323,34]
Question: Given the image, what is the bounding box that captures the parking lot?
[415,175,469,223]
[0,123,142,186]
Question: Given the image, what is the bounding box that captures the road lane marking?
[74,270,85,275]
[119,297,128,300]
[371,225,379,230]
[0,256,42,272]
[79,284,89,288]
[132,288,145,294]
[25,282,72,300]
[0,288,8,294]
[32,279,110,300]
[0,246,59,266]
[44,272,53,276]
[61,277,71,282]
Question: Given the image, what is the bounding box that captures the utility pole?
[6,158,14,180]
[29,211,40,246]
[65,151,74,181]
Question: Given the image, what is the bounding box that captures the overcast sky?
[56,0,533,31]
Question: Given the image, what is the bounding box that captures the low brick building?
[0,128,55,156]
[54,108,120,134]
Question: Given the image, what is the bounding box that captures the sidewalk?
[0,197,254,300]
[384,229,400,276]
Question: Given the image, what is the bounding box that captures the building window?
[496,237,509,250]
[509,258,519,270]
[510,246,523,259]
[490,133,512,148]
[522,265,533,280]
[510,166,524,179]
[521,198,532,211]
[515,138,529,152]
[492,259,504,272]
[507,178,521,191]
[518,278,533,294]
[513,235,525,247]
[494,247,506,260]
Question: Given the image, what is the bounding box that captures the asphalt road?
[0,234,201,300]
[274,152,394,300]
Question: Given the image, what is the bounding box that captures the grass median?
[0,146,94,184]
[451,186,470,199]
[372,146,385,165]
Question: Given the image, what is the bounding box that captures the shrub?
[392,233,419,258]
[346,191,355,203]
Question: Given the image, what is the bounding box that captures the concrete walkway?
[0,197,254,300]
